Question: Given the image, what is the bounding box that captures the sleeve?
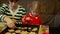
[22,8,26,17]
[19,5,26,17]
[0,4,7,22]
[18,5,26,22]
[22,14,28,24]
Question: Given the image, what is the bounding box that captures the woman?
[0,0,26,28]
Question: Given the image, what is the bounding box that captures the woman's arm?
[0,4,16,28]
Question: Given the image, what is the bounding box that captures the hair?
[9,0,18,2]
[30,1,41,14]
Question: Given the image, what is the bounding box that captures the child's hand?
[26,17,31,21]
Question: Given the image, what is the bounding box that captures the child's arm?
[22,14,31,24]
[22,16,27,24]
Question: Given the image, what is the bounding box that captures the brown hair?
[9,0,18,2]
[30,1,41,14]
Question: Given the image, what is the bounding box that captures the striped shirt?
[0,4,26,22]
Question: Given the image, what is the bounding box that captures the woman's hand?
[4,16,16,28]
[12,19,17,24]
[6,21,16,28]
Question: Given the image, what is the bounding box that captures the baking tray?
[0,24,40,34]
